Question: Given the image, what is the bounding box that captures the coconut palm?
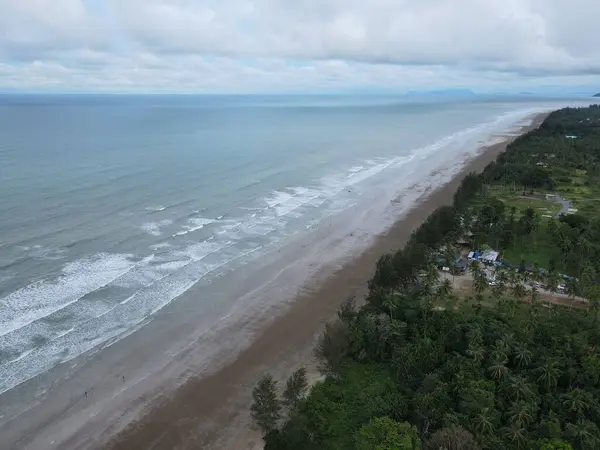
[566,419,598,449]
[473,408,496,436]
[488,358,510,380]
[474,272,488,295]
[567,277,580,310]
[491,283,504,302]
[491,340,510,362]
[423,263,440,295]
[467,343,485,364]
[546,271,559,294]
[512,282,527,302]
[536,358,562,391]
[468,259,481,278]
[532,262,541,282]
[562,388,591,417]
[513,345,533,368]
[508,401,534,427]
[436,278,453,302]
[530,286,539,305]
[508,375,534,401]
[497,269,509,287]
[502,423,528,448]
[504,298,518,317]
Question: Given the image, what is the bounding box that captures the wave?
[0,106,552,397]
[144,205,166,212]
[140,219,173,236]
[172,217,215,237]
[0,240,263,396]
[0,253,137,337]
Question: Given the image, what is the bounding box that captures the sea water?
[0,94,590,397]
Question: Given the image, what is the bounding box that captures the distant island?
[405,89,475,96]
[593,92,600,97]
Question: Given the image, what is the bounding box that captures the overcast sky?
[0,0,599,93]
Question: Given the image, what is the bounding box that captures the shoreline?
[107,113,549,450]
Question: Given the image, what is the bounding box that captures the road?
[553,192,571,218]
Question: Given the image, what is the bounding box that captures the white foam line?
[172,218,215,237]
[0,254,142,337]
[0,244,268,396]
[5,348,34,365]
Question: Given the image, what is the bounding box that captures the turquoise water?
[0,94,589,395]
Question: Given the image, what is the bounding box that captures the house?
[480,250,499,264]
[468,250,481,260]
[565,135,579,139]
[545,193,556,200]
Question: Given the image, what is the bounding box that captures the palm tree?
[546,271,559,294]
[502,423,528,448]
[562,388,590,418]
[423,263,440,295]
[473,408,495,436]
[491,339,510,362]
[491,283,504,303]
[567,277,580,310]
[576,235,592,275]
[532,262,541,282]
[536,358,562,391]
[488,358,510,380]
[566,419,598,449]
[468,259,481,279]
[474,272,488,296]
[530,286,539,305]
[505,298,518,317]
[512,282,526,302]
[508,401,534,427]
[467,343,485,364]
[508,375,534,401]
[436,278,453,303]
[513,345,532,368]
[497,269,509,287]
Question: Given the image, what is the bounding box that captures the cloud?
[0,0,598,92]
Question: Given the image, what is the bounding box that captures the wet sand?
[105,114,548,450]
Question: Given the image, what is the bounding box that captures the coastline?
[106,112,550,450]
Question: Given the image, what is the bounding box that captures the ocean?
[0,94,591,404]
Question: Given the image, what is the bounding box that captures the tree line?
[250,106,600,449]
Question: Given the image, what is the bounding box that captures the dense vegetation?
[251,106,600,449]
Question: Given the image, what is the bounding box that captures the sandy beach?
[103,114,548,450]
[0,113,548,450]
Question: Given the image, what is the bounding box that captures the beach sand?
[0,114,548,450]
[104,114,548,450]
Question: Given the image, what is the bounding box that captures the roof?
[481,250,499,262]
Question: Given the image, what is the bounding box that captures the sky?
[0,0,599,94]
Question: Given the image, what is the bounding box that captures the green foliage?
[356,417,421,450]
[424,425,480,450]
[258,107,600,450]
[251,374,281,435]
[283,368,309,410]
[539,439,574,450]
[314,320,350,377]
